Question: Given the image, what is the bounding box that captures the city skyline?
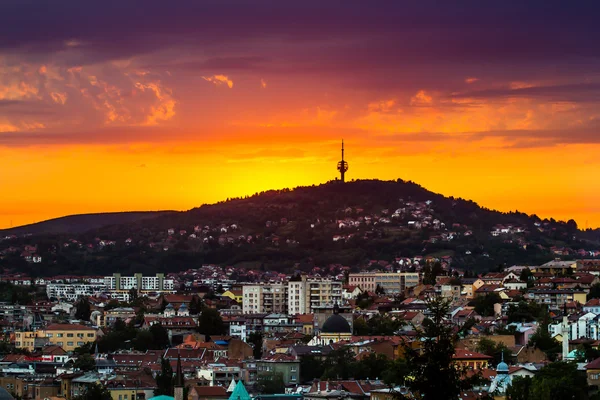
[1,1,600,229]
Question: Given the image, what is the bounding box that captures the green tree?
[529,362,588,400]
[257,371,285,394]
[353,318,369,335]
[589,284,600,300]
[197,308,225,336]
[423,262,444,285]
[470,293,502,317]
[247,332,263,359]
[154,357,174,396]
[149,323,171,349]
[506,376,532,400]
[476,337,511,366]
[73,383,112,400]
[75,297,91,321]
[528,323,560,361]
[398,296,482,400]
[73,354,97,372]
[322,347,356,380]
[299,355,325,383]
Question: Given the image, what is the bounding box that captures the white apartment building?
[288,276,342,315]
[242,283,287,314]
[103,273,174,291]
[46,283,107,301]
[348,272,420,294]
[548,312,600,340]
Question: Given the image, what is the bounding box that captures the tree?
[529,362,588,400]
[73,354,97,372]
[528,322,560,361]
[322,347,357,380]
[476,337,511,366]
[256,372,285,394]
[149,323,171,349]
[197,308,226,336]
[470,293,502,317]
[247,332,263,359]
[398,296,483,400]
[506,376,532,400]
[353,317,370,335]
[189,296,203,314]
[75,297,91,321]
[423,262,444,285]
[73,383,112,400]
[299,355,325,383]
[154,357,174,396]
[589,284,600,300]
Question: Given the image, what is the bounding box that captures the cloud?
[410,90,433,106]
[261,78,267,89]
[465,77,479,84]
[367,99,396,113]
[202,75,233,88]
[452,83,600,103]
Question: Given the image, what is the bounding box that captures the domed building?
[310,304,352,345]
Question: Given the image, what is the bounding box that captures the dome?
[179,303,188,310]
[165,303,174,309]
[321,314,351,334]
[496,361,509,373]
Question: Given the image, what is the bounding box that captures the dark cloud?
[2,1,599,70]
[452,83,600,103]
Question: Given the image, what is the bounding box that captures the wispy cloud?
[202,75,233,88]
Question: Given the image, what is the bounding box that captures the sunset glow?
[1,1,599,228]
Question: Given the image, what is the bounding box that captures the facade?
[196,364,242,387]
[288,276,342,315]
[525,289,587,310]
[15,324,97,352]
[243,283,288,314]
[46,283,107,301]
[104,273,174,292]
[348,272,419,295]
[256,354,300,386]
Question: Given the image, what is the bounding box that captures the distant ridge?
[0,211,175,236]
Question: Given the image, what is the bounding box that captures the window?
[77,333,84,338]
[77,342,84,346]
[57,342,63,346]
[87,333,95,338]
[56,333,63,338]
[67,342,74,346]
[67,333,74,338]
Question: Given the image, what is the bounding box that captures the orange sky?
[1,2,599,229]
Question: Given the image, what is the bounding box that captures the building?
[256,353,300,386]
[310,304,352,345]
[525,289,587,310]
[348,272,419,295]
[46,283,107,301]
[452,349,492,369]
[104,273,174,292]
[288,276,342,315]
[15,324,97,352]
[197,364,242,387]
[242,283,288,314]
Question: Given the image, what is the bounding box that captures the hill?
[1,179,599,277]
[0,211,175,236]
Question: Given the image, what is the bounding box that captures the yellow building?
[16,324,97,352]
[222,289,243,305]
[453,348,492,369]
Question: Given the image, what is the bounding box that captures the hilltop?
[1,179,599,277]
[0,211,175,236]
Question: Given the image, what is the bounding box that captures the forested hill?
[0,211,174,236]
[1,179,599,276]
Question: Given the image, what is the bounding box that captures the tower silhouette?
[337,140,348,182]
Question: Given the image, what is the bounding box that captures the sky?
[1,1,600,229]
